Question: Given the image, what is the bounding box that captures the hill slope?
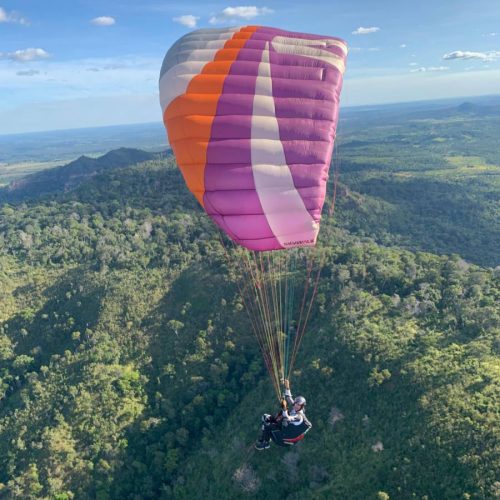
[335,100,500,267]
[0,151,498,499]
[0,147,157,203]
[0,99,498,498]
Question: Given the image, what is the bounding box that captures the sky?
[1,0,499,134]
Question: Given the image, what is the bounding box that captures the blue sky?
[1,0,499,134]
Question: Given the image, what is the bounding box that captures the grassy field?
[0,160,64,186]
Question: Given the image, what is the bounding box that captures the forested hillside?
[0,148,157,203]
[0,102,498,499]
[335,102,500,267]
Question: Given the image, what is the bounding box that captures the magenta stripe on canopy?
[203,26,346,251]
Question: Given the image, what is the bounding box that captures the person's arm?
[281,379,304,424]
[283,379,294,407]
[281,409,304,425]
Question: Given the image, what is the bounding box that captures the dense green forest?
[0,102,498,499]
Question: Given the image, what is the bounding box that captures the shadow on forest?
[0,266,104,411]
[105,260,263,498]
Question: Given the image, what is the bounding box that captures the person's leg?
[258,421,280,443]
[261,425,272,442]
[256,414,276,449]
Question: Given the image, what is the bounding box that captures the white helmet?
[294,396,306,407]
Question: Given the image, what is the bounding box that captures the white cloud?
[443,50,500,62]
[209,6,273,24]
[410,66,449,73]
[0,55,158,104]
[86,63,128,72]
[409,62,419,66]
[91,16,116,26]
[349,47,380,53]
[173,15,199,28]
[352,26,380,35]
[400,44,407,48]
[16,69,40,76]
[1,48,49,62]
[0,6,29,25]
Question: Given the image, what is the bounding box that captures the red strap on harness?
[283,434,305,444]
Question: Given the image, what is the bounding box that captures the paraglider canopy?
[159,25,347,398]
[159,26,347,251]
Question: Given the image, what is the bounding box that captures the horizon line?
[1,93,499,139]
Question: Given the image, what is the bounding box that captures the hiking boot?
[255,440,270,450]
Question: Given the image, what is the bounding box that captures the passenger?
[255,379,309,450]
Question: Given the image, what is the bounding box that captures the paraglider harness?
[264,406,312,447]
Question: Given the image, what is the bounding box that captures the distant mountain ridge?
[410,101,500,120]
[341,100,500,132]
[0,147,158,203]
